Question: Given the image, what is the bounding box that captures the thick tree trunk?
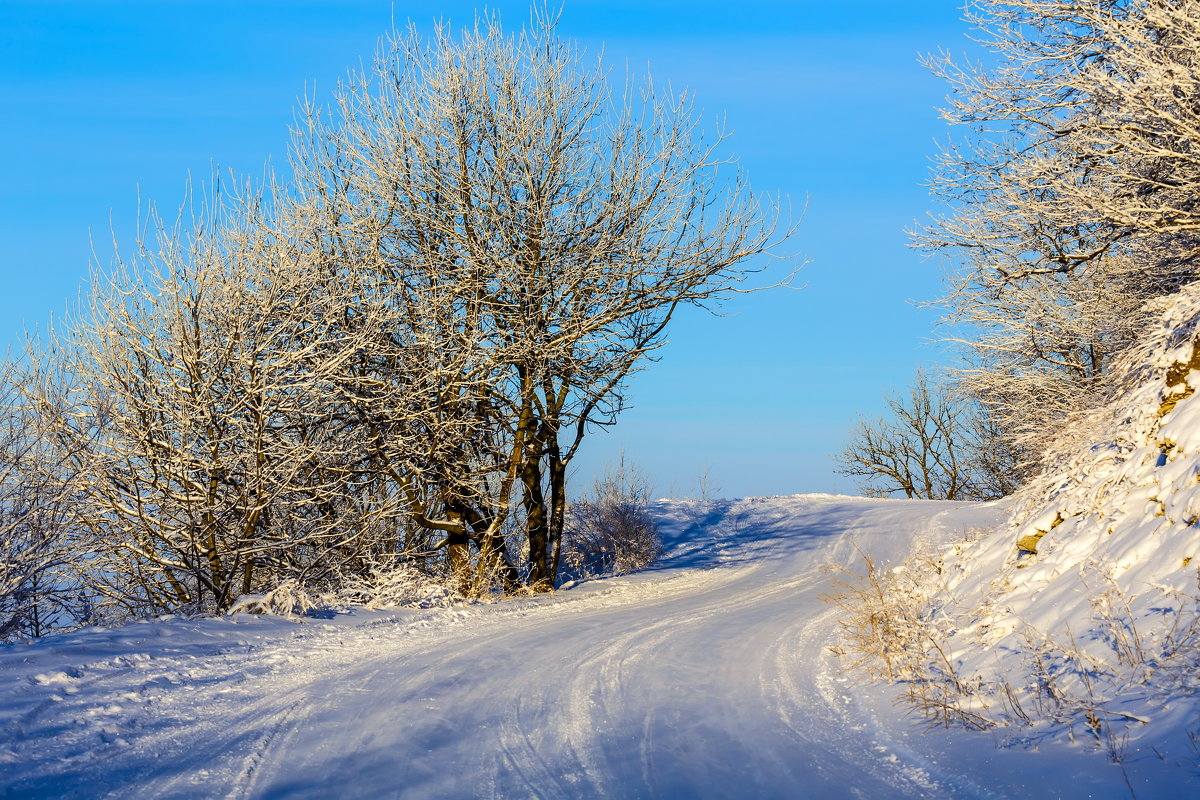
[445,509,472,596]
[547,458,567,588]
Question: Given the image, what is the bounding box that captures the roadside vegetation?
[832,0,1200,760]
[0,8,786,638]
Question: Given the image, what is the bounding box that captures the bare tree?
[918,0,1200,467]
[835,370,1008,500]
[288,9,790,593]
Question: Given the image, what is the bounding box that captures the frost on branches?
[920,0,1200,473]
[0,10,787,630]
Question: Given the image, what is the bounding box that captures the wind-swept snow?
[0,495,1188,798]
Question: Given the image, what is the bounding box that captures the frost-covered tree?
[0,358,88,639]
[9,9,786,616]
[28,192,421,616]
[288,10,788,592]
[919,0,1200,467]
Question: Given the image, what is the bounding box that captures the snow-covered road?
[0,496,1168,798]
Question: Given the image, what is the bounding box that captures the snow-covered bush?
[227,579,318,617]
[332,559,457,609]
[831,283,1200,760]
[229,558,459,617]
[562,457,662,582]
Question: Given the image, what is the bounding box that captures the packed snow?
[2,493,1190,798]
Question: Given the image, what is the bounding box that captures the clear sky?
[0,0,974,499]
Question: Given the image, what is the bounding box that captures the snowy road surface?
[0,495,1178,798]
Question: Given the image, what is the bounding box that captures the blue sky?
[0,0,973,498]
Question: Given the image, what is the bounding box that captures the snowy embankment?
[839,286,1200,786]
[0,495,1187,798]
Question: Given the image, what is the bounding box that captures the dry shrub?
[825,539,1200,759]
[823,545,994,730]
[562,456,662,582]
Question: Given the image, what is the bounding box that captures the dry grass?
[823,543,1200,763]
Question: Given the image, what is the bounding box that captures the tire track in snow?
[225,697,307,800]
[764,600,944,798]
[478,501,940,799]
[493,548,845,798]
[487,589,727,798]
[766,503,1009,800]
[493,694,577,800]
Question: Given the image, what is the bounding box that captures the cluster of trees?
[840,0,1200,498]
[834,370,1017,500]
[0,13,785,638]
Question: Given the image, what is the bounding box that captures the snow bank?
[856,284,1200,766]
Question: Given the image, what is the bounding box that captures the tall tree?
[289,10,789,592]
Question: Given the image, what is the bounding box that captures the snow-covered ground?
[0,494,1191,798]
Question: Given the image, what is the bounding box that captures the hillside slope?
[846,285,1200,773]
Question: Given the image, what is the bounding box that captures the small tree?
[835,370,1010,501]
[28,191,420,617]
[0,359,86,639]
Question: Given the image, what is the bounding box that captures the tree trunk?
[521,453,552,592]
[445,509,471,596]
[547,458,567,588]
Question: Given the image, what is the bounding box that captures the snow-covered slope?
[0,495,1188,798]
[863,285,1200,772]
